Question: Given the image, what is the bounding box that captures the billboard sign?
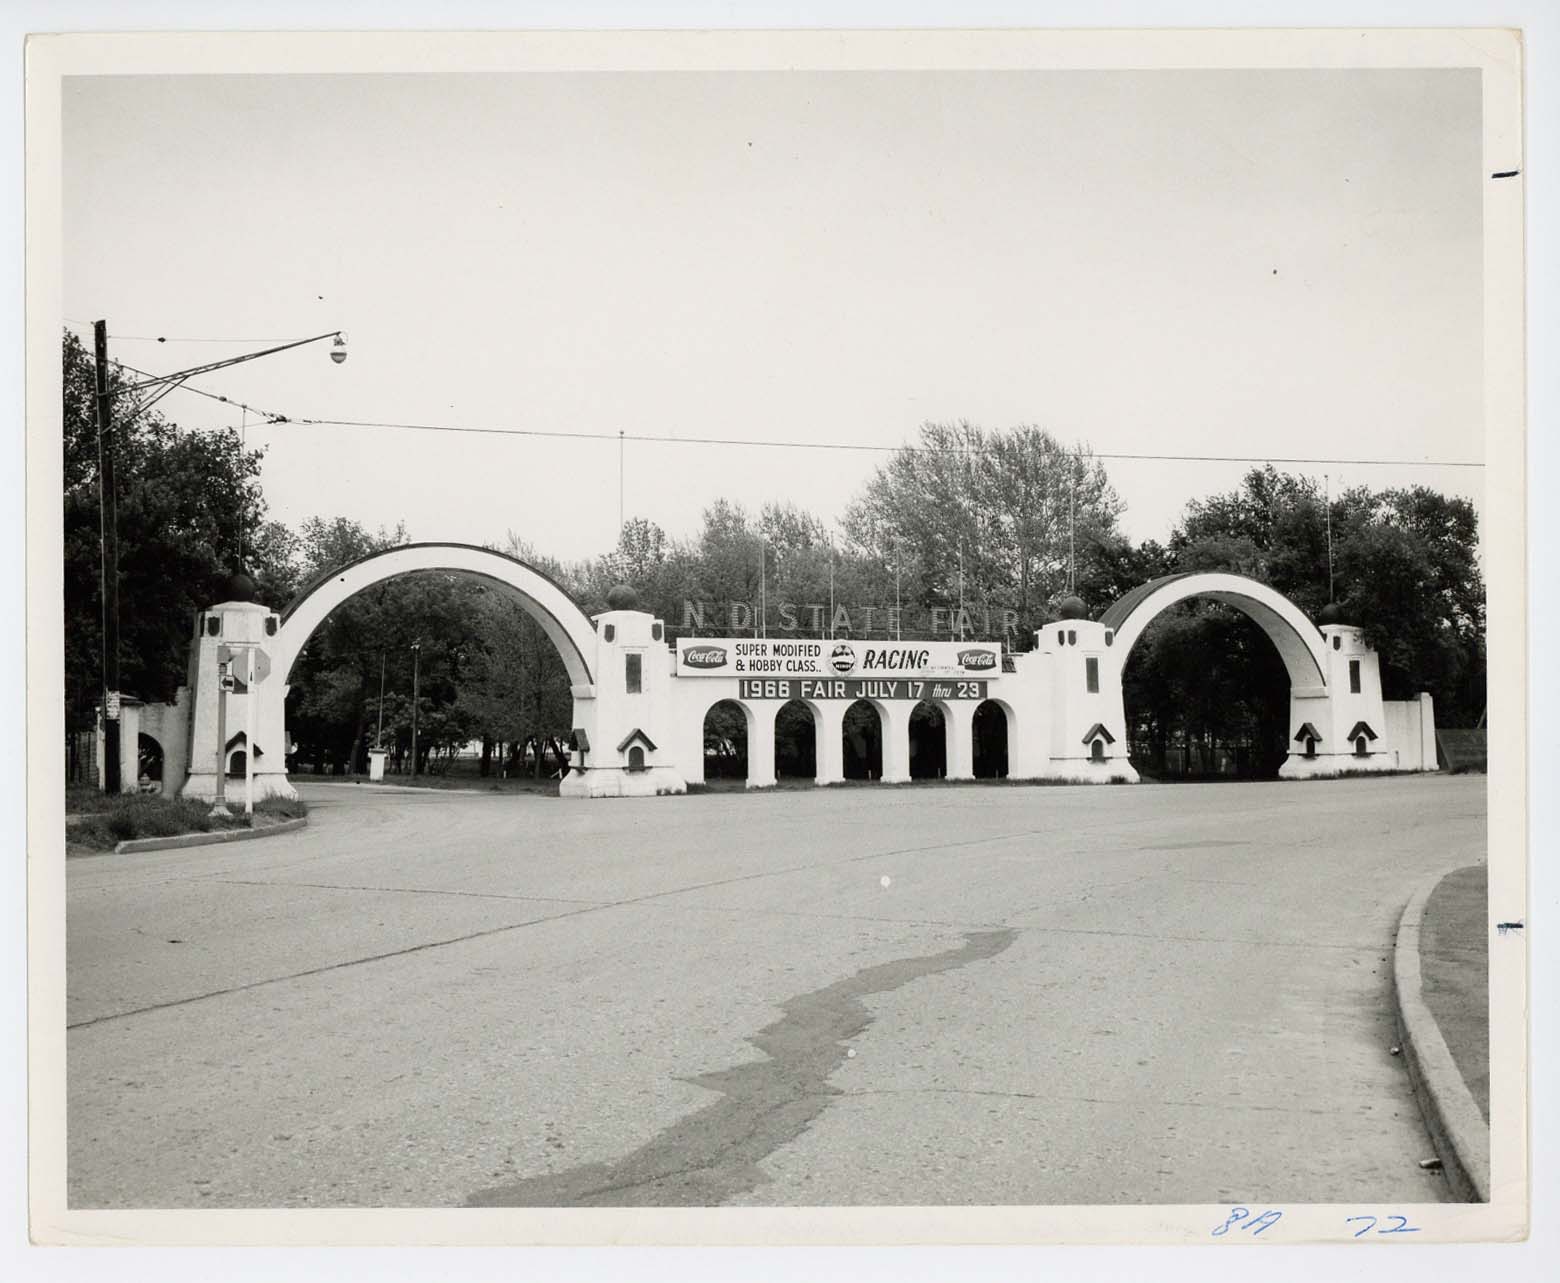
[674,637,1002,680]
[738,678,989,702]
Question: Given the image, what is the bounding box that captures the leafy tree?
[843,422,1123,643]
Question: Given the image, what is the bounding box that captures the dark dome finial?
[605,583,640,611]
[223,569,259,604]
[1318,601,1344,625]
[1058,594,1088,621]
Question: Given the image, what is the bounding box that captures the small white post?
[245,646,257,816]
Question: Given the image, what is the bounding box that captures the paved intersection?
[66,774,1485,1207]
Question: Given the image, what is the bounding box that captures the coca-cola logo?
[682,646,728,669]
[958,648,997,671]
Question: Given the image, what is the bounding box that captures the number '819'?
[1211,1207,1282,1237]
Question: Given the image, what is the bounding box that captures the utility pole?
[409,641,421,777]
[93,320,122,793]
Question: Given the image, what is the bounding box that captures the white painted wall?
[1382,693,1438,772]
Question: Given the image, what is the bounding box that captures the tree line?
[62,332,1486,780]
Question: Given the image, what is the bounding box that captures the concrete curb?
[300,781,495,796]
[1392,868,1490,1202]
[114,815,309,855]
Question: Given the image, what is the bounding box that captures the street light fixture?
[92,320,348,793]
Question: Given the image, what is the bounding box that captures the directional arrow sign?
[217,643,271,683]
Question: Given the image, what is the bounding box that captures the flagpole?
[895,541,902,641]
[828,539,835,639]
[1068,448,1078,595]
[958,540,966,640]
[1325,473,1335,601]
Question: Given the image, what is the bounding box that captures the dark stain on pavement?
[464,928,1017,1207]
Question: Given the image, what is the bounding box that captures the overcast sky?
[62,69,1483,565]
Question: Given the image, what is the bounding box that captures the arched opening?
[227,748,247,779]
[703,699,749,781]
[774,699,817,780]
[1354,735,1369,757]
[842,699,883,781]
[627,745,646,772]
[1090,737,1106,763]
[972,700,1009,779]
[908,701,946,780]
[273,544,598,787]
[1120,605,1290,778]
[136,733,164,794]
[1106,573,1327,782]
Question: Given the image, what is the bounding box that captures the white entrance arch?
[1100,571,1328,696]
[274,542,597,688]
[179,543,601,802]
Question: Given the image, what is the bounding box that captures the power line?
[98,346,1485,471]
[264,416,1483,470]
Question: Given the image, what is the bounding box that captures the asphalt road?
[66,773,1486,1208]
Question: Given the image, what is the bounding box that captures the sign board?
[104,691,121,719]
[676,638,1001,680]
[218,643,270,683]
[738,677,989,702]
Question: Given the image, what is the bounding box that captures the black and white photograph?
[19,17,1540,1260]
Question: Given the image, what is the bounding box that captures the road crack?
[464,928,1017,1207]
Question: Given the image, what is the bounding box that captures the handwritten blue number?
[1247,1210,1283,1236]
[1380,1215,1420,1234]
[1346,1215,1377,1238]
[1211,1207,1249,1237]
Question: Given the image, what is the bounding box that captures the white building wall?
[1381,693,1438,772]
[561,609,687,797]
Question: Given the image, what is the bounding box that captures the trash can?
[368,749,387,782]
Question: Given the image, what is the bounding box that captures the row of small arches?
[701,698,1012,781]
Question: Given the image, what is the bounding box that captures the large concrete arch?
[275,543,597,688]
[1100,571,1329,696]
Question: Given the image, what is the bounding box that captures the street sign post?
[213,643,270,816]
[245,648,256,815]
[212,661,230,815]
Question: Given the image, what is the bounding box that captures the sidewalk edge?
[1392,866,1490,1202]
[113,815,308,855]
